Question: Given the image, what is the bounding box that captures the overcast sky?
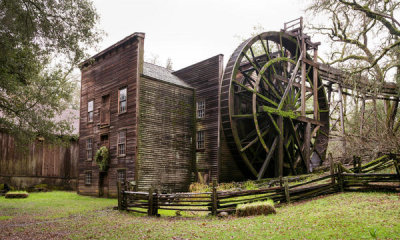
[93,0,310,70]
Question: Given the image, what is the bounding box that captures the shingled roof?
[142,62,192,88]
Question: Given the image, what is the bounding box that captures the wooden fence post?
[117,181,122,210]
[148,187,154,216]
[153,189,159,217]
[353,155,361,173]
[123,181,127,210]
[329,153,335,184]
[284,177,290,204]
[211,179,218,216]
[337,164,344,192]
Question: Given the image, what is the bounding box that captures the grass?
[1,191,399,239]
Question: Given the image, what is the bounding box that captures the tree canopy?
[307,0,400,155]
[0,0,101,144]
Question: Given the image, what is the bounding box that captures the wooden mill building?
[78,33,242,197]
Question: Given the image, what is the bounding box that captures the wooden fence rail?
[117,167,400,216]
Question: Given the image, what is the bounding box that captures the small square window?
[118,130,126,156]
[86,138,93,160]
[117,169,126,183]
[197,100,205,119]
[197,131,205,149]
[85,172,92,185]
[119,88,127,113]
[88,100,94,122]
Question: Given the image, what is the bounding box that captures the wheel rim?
[220,31,329,179]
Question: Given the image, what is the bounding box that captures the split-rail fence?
[117,155,400,216]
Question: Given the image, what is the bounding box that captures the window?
[118,130,126,156]
[88,100,94,122]
[197,131,205,149]
[197,100,205,119]
[85,172,92,185]
[100,134,109,148]
[119,87,127,113]
[100,95,110,125]
[86,138,93,160]
[117,169,126,183]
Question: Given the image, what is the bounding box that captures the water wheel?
[220,31,329,179]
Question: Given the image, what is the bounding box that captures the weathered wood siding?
[173,55,223,182]
[137,76,195,192]
[219,130,245,182]
[0,132,78,189]
[78,34,144,197]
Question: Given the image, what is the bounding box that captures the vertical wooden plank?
[360,96,365,136]
[313,48,319,120]
[148,187,154,216]
[284,177,290,204]
[301,38,306,116]
[117,181,122,210]
[337,164,344,192]
[304,122,311,173]
[338,85,346,152]
[329,153,335,184]
[211,179,218,216]
[278,116,284,178]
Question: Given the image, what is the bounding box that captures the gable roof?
[142,62,192,88]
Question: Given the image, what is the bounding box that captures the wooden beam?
[274,74,312,92]
[257,136,278,180]
[278,116,284,178]
[360,95,365,136]
[338,85,346,151]
[313,48,319,120]
[304,122,311,173]
[301,40,306,116]
[277,52,303,110]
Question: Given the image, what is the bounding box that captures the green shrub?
[236,200,276,217]
[242,180,257,190]
[189,182,210,192]
[5,191,29,198]
[95,146,110,171]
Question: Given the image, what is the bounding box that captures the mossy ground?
[1,191,399,239]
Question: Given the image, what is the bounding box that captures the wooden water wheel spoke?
[221,31,329,179]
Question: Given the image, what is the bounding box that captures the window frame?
[87,99,94,123]
[118,87,127,114]
[196,99,205,119]
[85,171,92,185]
[117,130,127,157]
[86,138,93,161]
[196,130,205,150]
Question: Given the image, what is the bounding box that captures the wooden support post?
[393,155,400,177]
[329,153,335,184]
[148,188,154,216]
[211,179,218,216]
[117,181,122,210]
[278,116,284,178]
[313,48,319,120]
[153,189,159,217]
[123,182,127,210]
[284,177,290,204]
[352,156,361,173]
[301,36,306,116]
[373,97,378,133]
[304,122,311,173]
[338,85,346,153]
[360,95,365,136]
[337,164,344,192]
